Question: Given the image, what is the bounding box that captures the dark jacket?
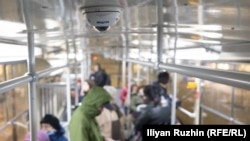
[69,87,112,141]
[135,103,171,132]
[89,73,96,80]
[151,81,181,108]
[151,81,169,98]
[47,127,68,141]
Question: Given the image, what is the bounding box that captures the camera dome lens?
[94,26,110,32]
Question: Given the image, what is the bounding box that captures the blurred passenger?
[69,87,114,141]
[89,70,96,80]
[72,79,96,112]
[24,130,49,141]
[80,68,117,140]
[77,79,115,139]
[137,85,145,105]
[152,71,170,99]
[133,85,146,119]
[80,79,96,102]
[135,85,172,133]
[120,80,138,114]
[119,85,128,115]
[129,84,141,114]
[152,71,181,108]
[70,87,76,105]
[102,68,112,86]
[103,86,124,119]
[92,63,112,86]
[40,114,68,141]
[70,79,83,107]
[76,78,82,97]
[103,85,125,141]
[76,76,116,140]
[95,105,113,139]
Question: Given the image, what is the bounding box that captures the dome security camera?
[81,6,121,32]
[93,26,111,32]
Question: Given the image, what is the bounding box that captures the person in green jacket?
[69,86,114,141]
[130,84,142,113]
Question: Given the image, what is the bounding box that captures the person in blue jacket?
[40,114,68,141]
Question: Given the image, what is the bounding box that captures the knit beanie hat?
[40,114,61,130]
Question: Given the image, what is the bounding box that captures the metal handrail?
[0,89,67,132]
[200,104,244,125]
[158,63,250,90]
[57,101,67,119]
[37,65,68,78]
[0,64,69,94]
[37,83,67,88]
[126,58,250,90]
[127,58,154,67]
[178,107,195,118]
[37,82,68,123]
[0,59,26,65]
[0,75,32,94]
[0,109,28,131]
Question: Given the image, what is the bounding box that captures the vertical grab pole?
[194,0,204,125]
[156,0,163,65]
[122,0,130,88]
[68,0,79,106]
[194,61,202,124]
[21,0,37,140]
[121,50,126,87]
[81,39,86,87]
[87,49,92,78]
[136,65,141,85]
[135,7,141,85]
[171,0,179,125]
[145,67,149,84]
[121,33,128,87]
[73,40,79,106]
[231,86,235,122]
[199,79,204,124]
[231,64,235,123]
[126,62,132,115]
[65,39,72,123]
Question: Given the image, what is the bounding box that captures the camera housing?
[93,26,111,32]
[81,6,121,32]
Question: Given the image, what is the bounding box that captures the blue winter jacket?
[47,126,68,141]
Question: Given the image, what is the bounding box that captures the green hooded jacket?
[69,86,111,141]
